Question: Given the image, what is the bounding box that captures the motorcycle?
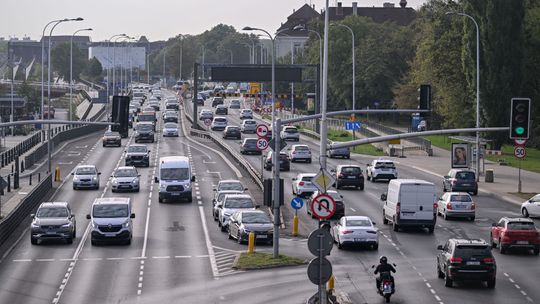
[372,264,396,303]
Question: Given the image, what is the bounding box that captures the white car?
[218,194,256,231]
[72,165,101,190]
[280,126,300,141]
[239,109,253,119]
[162,122,179,137]
[241,119,257,133]
[437,192,475,221]
[366,159,398,182]
[331,216,379,250]
[288,144,312,163]
[111,166,140,192]
[199,109,213,121]
[211,117,228,131]
[212,190,243,221]
[521,193,540,218]
[291,173,317,197]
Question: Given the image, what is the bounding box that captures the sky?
[1,0,427,42]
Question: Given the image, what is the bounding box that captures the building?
[89,45,146,69]
[275,4,321,58]
[7,35,92,66]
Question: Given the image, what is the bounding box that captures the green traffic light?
[516,127,525,135]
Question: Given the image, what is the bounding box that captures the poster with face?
[452,143,469,168]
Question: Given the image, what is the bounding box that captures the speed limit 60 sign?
[514,146,526,159]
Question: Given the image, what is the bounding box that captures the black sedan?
[240,138,262,155]
[223,126,241,140]
[228,210,273,245]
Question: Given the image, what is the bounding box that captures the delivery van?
[155,156,195,203]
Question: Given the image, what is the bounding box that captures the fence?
[0,132,43,168]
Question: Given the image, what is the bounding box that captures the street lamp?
[107,33,126,100]
[70,28,92,121]
[112,35,129,95]
[447,11,481,181]
[178,34,184,81]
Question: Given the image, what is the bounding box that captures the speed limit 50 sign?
[514,146,526,159]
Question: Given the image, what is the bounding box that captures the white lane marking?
[198,205,218,277]
[349,208,356,212]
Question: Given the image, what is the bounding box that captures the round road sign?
[256,124,269,138]
[514,146,526,159]
[514,139,527,146]
[290,197,304,210]
[307,257,333,285]
[307,228,333,256]
[310,194,336,220]
[256,138,269,151]
[204,119,212,126]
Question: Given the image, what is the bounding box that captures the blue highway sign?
[345,121,362,131]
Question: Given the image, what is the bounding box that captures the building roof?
[322,3,416,26]
[277,4,321,37]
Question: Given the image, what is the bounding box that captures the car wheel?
[372,243,379,250]
[91,240,98,246]
[392,219,400,232]
[66,236,73,244]
[337,237,343,249]
[490,233,497,248]
[228,230,233,240]
[158,197,163,203]
[437,264,445,279]
[486,279,496,289]
[336,182,341,190]
[111,189,116,193]
[125,238,132,245]
[383,212,389,225]
[444,271,453,287]
[443,212,449,220]
[73,229,76,238]
[522,208,530,218]
[473,190,478,196]
[499,241,507,254]
[30,237,37,245]
[220,224,227,232]
[533,248,540,256]
[237,232,243,244]
[308,159,312,163]
[470,216,475,221]
[428,226,434,234]
[443,184,447,192]
[366,175,370,181]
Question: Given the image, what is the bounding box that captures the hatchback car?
[264,151,290,171]
[72,165,101,190]
[223,126,241,139]
[211,117,228,131]
[214,179,247,193]
[292,173,317,197]
[215,104,228,115]
[102,131,121,147]
[86,197,135,245]
[288,144,312,163]
[443,169,478,195]
[307,190,345,219]
[239,109,253,119]
[521,193,540,218]
[30,202,76,245]
[437,192,475,221]
[211,97,224,107]
[241,119,257,133]
[280,126,300,141]
[134,122,155,143]
[213,190,244,220]
[437,239,496,288]
[111,166,140,192]
[229,99,241,109]
[163,112,178,123]
[163,122,179,137]
[334,165,364,190]
[218,194,256,231]
[228,210,273,245]
[490,217,540,255]
[240,138,261,155]
[125,144,150,167]
[331,216,378,250]
[199,109,213,121]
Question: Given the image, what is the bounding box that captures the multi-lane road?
[0,91,537,304]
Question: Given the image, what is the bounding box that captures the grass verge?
[327,130,386,156]
[422,135,465,151]
[233,252,306,270]
[508,192,536,200]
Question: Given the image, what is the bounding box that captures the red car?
[490,217,540,255]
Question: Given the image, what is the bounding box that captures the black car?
[211,97,224,107]
[334,165,364,190]
[134,122,155,143]
[165,101,179,110]
[163,112,178,123]
[30,202,76,245]
[223,126,241,140]
[215,105,228,115]
[443,169,478,195]
[125,144,150,167]
[102,131,121,147]
[240,138,262,155]
[264,151,290,171]
[437,239,496,288]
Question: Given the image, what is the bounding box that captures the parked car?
[239,109,253,119]
[241,119,257,133]
[288,144,312,163]
[111,166,140,192]
[521,193,540,218]
[199,109,213,121]
[72,165,101,190]
[331,216,378,250]
[229,99,241,109]
[264,151,290,171]
[443,169,478,195]
[291,173,317,197]
[87,197,135,245]
[333,165,364,190]
[490,217,540,255]
[366,159,398,182]
[30,202,76,245]
[437,192,475,221]
[328,145,350,159]
[211,97,224,107]
[211,117,228,131]
[102,131,121,147]
[215,104,228,115]
[280,126,300,141]
[218,194,256,231]
[125,144,150,167]
[213,190,244,221]
[223,126,241,139]
[134,122,155,143]
[307,190,345,220]
[228,210,273,245]
[163,122,179,137]
[436,239,496,288]
[240,138,261,155]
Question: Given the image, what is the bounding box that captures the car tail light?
[299,182,305,186]
[341,230,353,235]
[449,257,463,264]
[470,203,476,210]
[433,202,438,209]
[338,174,344,178]
[483,257,495,264]
[446,203,452,210]
[451,180,457,185]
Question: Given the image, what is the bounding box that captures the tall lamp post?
[112,35,130,95]
[333,23,356,138]
[70,28,92,121]
[447,11,481,181]
[201,45,206,79]
[178,34,184,81]
[107,33,126,100]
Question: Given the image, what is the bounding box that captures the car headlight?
[91,221,98,228]
[112,179,118,185]
[159,184,167,191]
[92,176,98,181]
[73,176,79,181]
[31,222,40,228]
[149,132,154,136]
[132,178,139,184]
[61,223,72,228]
[123,221,130,228]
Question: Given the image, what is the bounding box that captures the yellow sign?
[249,82,261,95]
[389,139,401,145]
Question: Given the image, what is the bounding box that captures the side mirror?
[492,223,497,227]
[30,213,35,218]
[380,194,387,201]
[191,176,196,182]
[98,172,102,175]
[371,265,375,269]
[154,177,159,183]
[331,169,335,173]
[372,222,376,225]
[138,174,141,177]
[148,150,151,152]
[71,172,74,175]
[213,188,217,191]
[437,245,444,250]
[292,178,297,181]
[244,187,248,190]
[86,214,91,220]
[444,175,450,179]
[438,197,443,201]
[130,213,136,219]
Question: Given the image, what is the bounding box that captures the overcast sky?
[1,0,427,42]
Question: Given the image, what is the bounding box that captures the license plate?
[462,184,470,186]
[104,233,116,237]
[347,176,356,179]
[454,205,465,209]
[256,235,267,239]
[466,261,480,265]
[46,231,56,235]
[171,192,180,196]
[401,212,414,217]
[354,238,365,242]
[517,241,529,245]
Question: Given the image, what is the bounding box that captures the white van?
[155,156,195,203]
[381,179,437,233]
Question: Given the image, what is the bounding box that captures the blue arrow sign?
[290,197,304,210]
[345,121,362,131]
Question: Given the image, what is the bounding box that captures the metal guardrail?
[0,173,52,247]
[1,132,43,168]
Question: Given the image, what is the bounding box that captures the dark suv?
[215,105,228,115]
[443,169,478,195]
[437,239,496,288]
[125,144,150,167]
[134,122,155,143]
[334,165,364,190]
[30,202,76,245]
[211,97,224,107]
[264,151,290,171]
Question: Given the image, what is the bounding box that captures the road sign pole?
[518,158,522,193]
[319,223,324,304]
[272,118,282,258]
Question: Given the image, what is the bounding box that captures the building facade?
[89,45,146,69]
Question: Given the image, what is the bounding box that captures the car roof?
[292,144,309,148]
[39,202,69,208]
[116,166,136,170]
[219,179,242,184]
[298,173,316,178]
[217,190,243,194]
[343,215,372,222]
[76,165,96,169]
[501,217,534,223]
[93,197,130,205]
[337,164,361,168]
[235,210,267,216]
[391,179,434,186]
[449,238,488,246]
[224,194,252,199]
[138,121,154,125]
[446,192,471,196]
[128,144,147,148]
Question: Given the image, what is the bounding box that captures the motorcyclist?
[374,256,396,292]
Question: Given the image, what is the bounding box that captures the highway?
[0,91,536,304]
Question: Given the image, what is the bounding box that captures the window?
[93,204,129,218]
[346,219,371,227]
[242,213,271,224]
[218,182,244,191]
[450,195,472,202]
[76,167,97,175]
[456,171,475,180]
[341,167,361,174]
[37,207,69,218]
[128,146,147,153]
[454,246,490,258]
[507,222,536,230]
[224,197,254,209]
[160,168,189,180]
[114,168,137,177]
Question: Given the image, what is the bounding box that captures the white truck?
[366,159,398,182]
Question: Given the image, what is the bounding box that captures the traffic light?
[112,96,130,138]
[418,84,432,110]
[509,98,531,139]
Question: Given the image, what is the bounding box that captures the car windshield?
[114,168,137,177]
[138,115,154,121]
[327,192,342,201]
[245,121,256,125]
[224,197,254,208]
[128,146,147,153]
[456,171,475,180]
[37,207,68,218]
[215,118,227,123]
[285,128,298,133]
[227,127,240,131]
[346,219,371,227]
[93,204,129,218]
[219,182,244,191]
[301,175,315,182]
[164,123,177,129]
[454,246,491,258]
[507,222,536,230]
[341,167,361,174]
[295,146,309,151]
[161,168,189,180]
[75,167,96,175]
[450,195,472,202]
[137,124,153,131]
[242,213,271,224]
[375,162,395,169]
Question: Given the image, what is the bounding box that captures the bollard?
[21,160,24,173]
[247,232,255,254]
[327,275,335,293]
[38,172,41,183]
[54,165,61,182]
[292,214,299,237]
[7,175,10,192]
[29,174,32,186]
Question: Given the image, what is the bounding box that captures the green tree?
[84,57,103,82]
[51,43,87,82]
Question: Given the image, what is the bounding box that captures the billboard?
[451,143,470,168]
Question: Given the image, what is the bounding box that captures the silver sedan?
[111,166,140,192]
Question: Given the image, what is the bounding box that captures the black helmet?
[379,256,388,264]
